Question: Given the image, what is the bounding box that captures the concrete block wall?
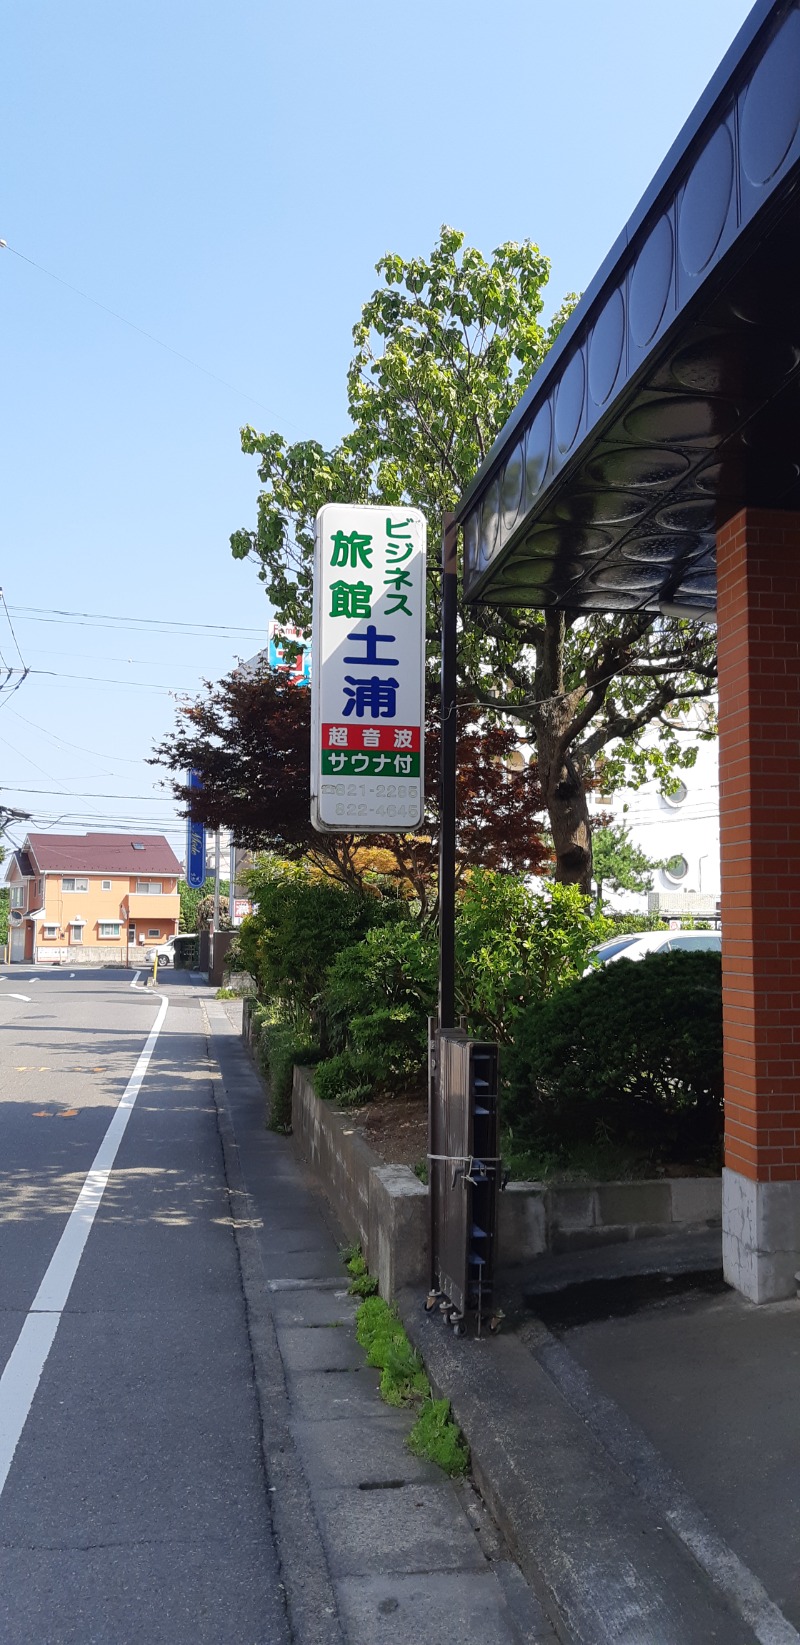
[292,1067,428,1297]
[288,1064,721,1295]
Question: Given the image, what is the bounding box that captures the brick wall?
[717,508,800,1182]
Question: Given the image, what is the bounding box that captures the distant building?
[589,736,720,916]
[4,832,181,965]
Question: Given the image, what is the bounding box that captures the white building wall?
[588,736,720,912]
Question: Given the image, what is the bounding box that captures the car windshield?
[667,933,721,951]
[589,936,641,963]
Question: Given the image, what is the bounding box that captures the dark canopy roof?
[457,0,800,617]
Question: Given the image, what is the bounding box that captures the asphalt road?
[0,966,289,1645]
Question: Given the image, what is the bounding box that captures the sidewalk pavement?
[205,984,800,1645]
[398,1234,800,1645]
[200,989,560,1645]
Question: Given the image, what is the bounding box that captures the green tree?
[231,226,716,892]
[179,877,229,931]
[592,824,660,912]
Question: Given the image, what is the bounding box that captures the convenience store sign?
[311,503,426,833]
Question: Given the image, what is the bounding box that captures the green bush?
[313,1050,373,1107]
[237,859,394,1028]
[249,1008,320,1131]
[456,873,612,1041]
[322,921,437,1092]
[603,913,668,935]
[505,950,723,1166]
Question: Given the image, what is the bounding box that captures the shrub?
[322,921,437,1092]
[237,860,393,1028]
[313,1050,373,1108]
[249,1010,320,1131]
[456,872,612,1040]
[504,950,723,1166]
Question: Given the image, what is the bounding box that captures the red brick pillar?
[718,507,800,1301]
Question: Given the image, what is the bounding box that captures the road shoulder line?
[0,991,169,1499]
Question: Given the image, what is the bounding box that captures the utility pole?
[213,828,221,934]
[229,838,237,925]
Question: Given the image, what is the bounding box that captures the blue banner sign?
[186,770,206,888]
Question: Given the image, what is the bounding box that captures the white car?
[587,929,721,972]
[144,937,176,967]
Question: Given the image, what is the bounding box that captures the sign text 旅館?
[311,504,426,832]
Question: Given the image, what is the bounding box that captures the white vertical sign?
[311,503,426,833]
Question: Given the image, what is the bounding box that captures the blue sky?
[1,0,753,856]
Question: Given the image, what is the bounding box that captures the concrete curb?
[203,1008,346,1645]
[395,1292,761,1645]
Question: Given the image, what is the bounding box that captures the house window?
[62,877,88,893]
[136,881,162,895]
[98,922,121,939]
[102,879,112,891]
[71,921,85,939]
[42,924,59,939]
[147,927,161,938]
[10,886,24,908]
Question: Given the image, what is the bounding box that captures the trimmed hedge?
[504,949,723,1165]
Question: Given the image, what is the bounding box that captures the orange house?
[4,832,181,965]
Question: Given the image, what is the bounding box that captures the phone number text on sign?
[311,504,426,833]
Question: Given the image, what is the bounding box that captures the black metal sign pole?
[438,511,458,1032]
[429,511,458,1304]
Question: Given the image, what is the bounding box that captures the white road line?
[130,970,142,989]
[69,973,75,979]
[0,991,169,1499]
[0,994,31,1003]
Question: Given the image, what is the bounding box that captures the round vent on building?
[661,781,688,808]
[663,854,689,884]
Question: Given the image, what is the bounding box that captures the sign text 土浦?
[311,504,426,832]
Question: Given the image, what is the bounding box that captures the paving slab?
[286,1366,401,1423]
[269,1285,355,1326]
[289,1414,441,1489]
[314,1482,487,1578]
[336,1570,555,1645]
[206,994,558,1645]
[276,1323,366,1372]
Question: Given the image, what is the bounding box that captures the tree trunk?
[536,718,593,892]
[530,610,593,893]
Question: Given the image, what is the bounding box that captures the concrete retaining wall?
[275,1055,722,1299]
[291,1065,428,1299]
[502,1175,721,1263]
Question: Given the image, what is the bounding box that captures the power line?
[0,590,26,670]
[2,666,188,693]
[0,589,30,713]
[9,604,266,639]
[8,708,147,765]
[1,785,175,801]
[1,241,294,431]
